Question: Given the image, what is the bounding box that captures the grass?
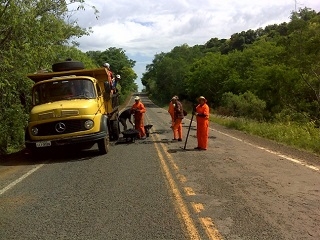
[211,114,320,155]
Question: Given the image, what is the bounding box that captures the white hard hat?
[116,74,121,79]
[103,63,110,68]
[134,96,140,101]
[171,95,178,100]
[198,96,207,102]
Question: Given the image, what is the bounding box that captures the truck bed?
[27,68,109,82]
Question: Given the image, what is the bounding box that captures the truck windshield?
[33,79,96,105]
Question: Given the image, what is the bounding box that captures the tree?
[186,52,229,104]
[280,8,320,122]
[86,47,137,96]
[0,0,95,154]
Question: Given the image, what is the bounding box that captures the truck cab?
[25,61,120,155]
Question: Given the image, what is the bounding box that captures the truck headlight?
[31,127,39,136]
[84,120,94,130]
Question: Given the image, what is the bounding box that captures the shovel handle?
[183,113,195,150]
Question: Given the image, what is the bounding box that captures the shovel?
[183,112,195,150]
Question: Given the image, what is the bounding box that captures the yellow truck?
[25,61,120,156]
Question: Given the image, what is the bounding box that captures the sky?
[72,0,320,91]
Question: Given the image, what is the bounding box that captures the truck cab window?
[33,79,96,105]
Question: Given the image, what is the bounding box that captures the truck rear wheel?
[97,136,109,154]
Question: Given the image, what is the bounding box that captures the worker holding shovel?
[184,96,209,150]
[193,96,209,150]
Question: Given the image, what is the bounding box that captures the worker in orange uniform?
[194,96,209,150]
[103,63,114,93]
[171,96,184,141]
[168,96,177,128]
[131,96,146,139]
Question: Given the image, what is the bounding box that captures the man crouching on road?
[119,108,134,131]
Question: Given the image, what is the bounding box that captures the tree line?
[0,0,137,155]
[142,8,320,125]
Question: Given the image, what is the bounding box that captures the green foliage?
[186,52,228,104]
[0,105,28,154]
[0,0,96,154]
[87,47,136,70]
[86,47,138,95]
[273,108,310,124]
[220,91,266,120]
[279,8,320,121]
[141,44,203,102]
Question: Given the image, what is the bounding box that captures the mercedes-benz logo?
[55,122,66,133]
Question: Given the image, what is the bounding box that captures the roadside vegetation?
[211,115,320,155]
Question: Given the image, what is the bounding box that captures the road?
[0,94,319,240]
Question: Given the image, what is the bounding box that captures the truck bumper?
[25,131,107,150]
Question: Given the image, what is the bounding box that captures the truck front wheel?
[97,136,109,154]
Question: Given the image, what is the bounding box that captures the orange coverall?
[168,101,175,128]
[195,103,209,149]
[107,70,114,93]
[172,100,184,140]
[131,101,146,138]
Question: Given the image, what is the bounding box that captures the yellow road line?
[146,114,223,239]
[177,173,187,183]
[191,202,204,213]
[150,133,201,239]
[200,217,224,240]
[184,187,196,196]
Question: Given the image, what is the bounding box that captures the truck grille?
[39,112,54,120]
[35,119,88,136]
[61,110,79,117]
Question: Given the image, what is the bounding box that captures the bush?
[273,108,310,124]
[221,91,266,120]
[0,105,28,154]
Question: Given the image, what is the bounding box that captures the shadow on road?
[167,148,201,153]
[0,147,101,167]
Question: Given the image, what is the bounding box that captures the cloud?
[72,0,320,90]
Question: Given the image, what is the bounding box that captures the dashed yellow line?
[177,173,187,183]
[184,187,196,196]
[191,202,204,213]
[200,217,224,240]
